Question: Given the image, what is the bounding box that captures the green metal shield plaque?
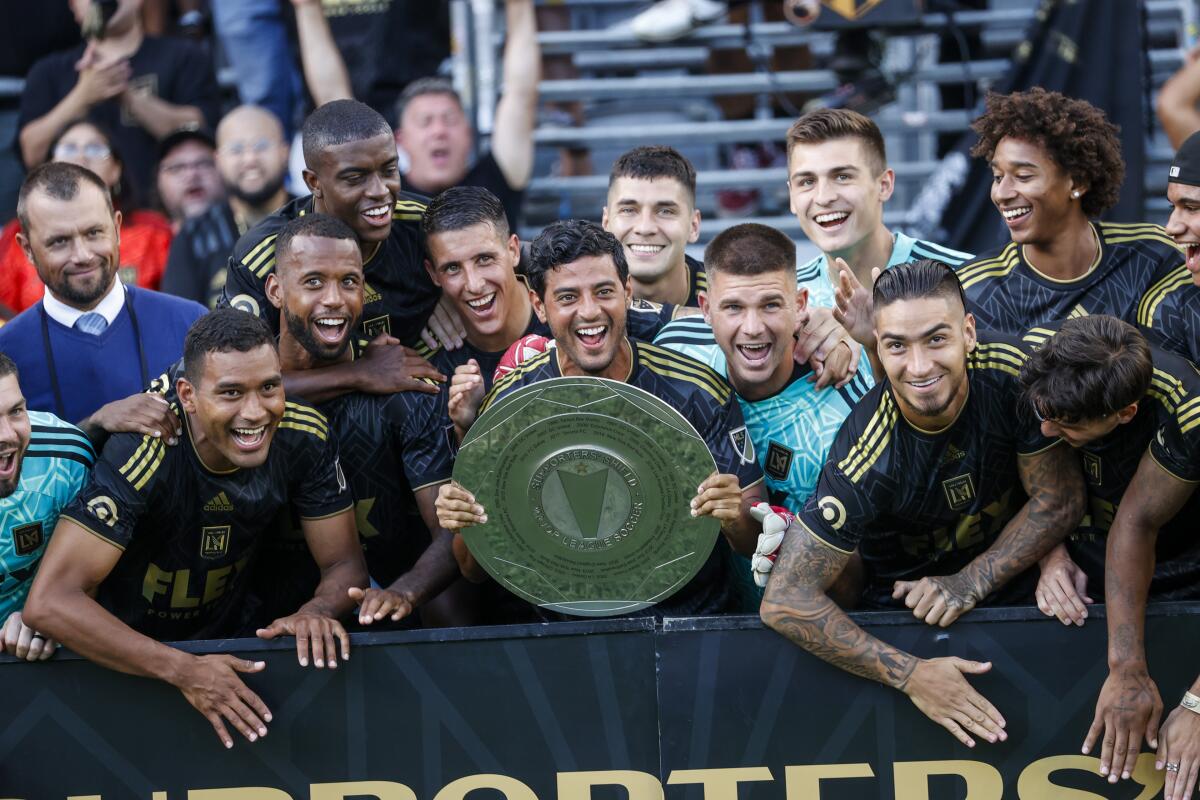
[453,376,719,616]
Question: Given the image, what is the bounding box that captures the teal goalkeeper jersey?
[0,411,94,617]
[653,318,871,514]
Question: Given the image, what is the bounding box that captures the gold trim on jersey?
[1175,395,1200,434]
[1137,266,1191,326]
[1148,444,1200,484]
[1020,224,1102,285]
[119,434,168,491]
[1151,368,1186,413]
[280,402,330,441]
[245,234,280,279]
[968,341,1026,377]
[838,391,898,483]
[1100,221,1181,250]
[636,342,730,404]
[60,514,126,551]
[955,242,1019,289]
[1022,326,1056,348]
[796,517,855,555]
[298,502,356,521]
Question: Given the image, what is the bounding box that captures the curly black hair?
[970,88,1124,219]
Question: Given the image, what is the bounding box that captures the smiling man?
[760,259,1085,748]
[955,89,1180,335]
[258,213,465,628]
[220,99,443,402]
[24,309,367,750]
[435,219,766,617]
[1137,130,1200,364]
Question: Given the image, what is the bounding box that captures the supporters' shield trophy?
[453,377,719,616]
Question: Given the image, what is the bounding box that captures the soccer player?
[955,88,1180,334]
[422,186,677,388]
[760,260,1085,747]
[602,145,707,307]
[435,219,766,616]
[262,213,462,626]
[1019,317,1200,627]
[24,309,368,749]
[220,99,444,401]
[653,224,872,602]
[1139,129,1200,363]
[0,352,95,661]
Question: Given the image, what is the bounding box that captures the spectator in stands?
[0,119,173,314]
[155,127,224,231]
[393,0,539,230]
[163,106,293,308]
[19,0,219,203]
[0,352,95,662]
[0,163,203,431]
[24,309,367,750]
[1157,44,1200,150]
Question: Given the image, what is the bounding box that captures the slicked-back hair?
[786,108,888,176]
[1020,316,1152,424]
[183,309,278,386]
[0,352,18,382]
[872,259,966,315]
[705,223,796,278]
[16,161,113,233]
[971,88,1123,219]
[302,99,394,170]
[527,219,628,299]
[276,213,359,270]
[422,186,511,249]
[395,76,462,128]
[608,146,697,205]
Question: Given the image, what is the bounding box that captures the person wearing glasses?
[0,119,174,316]
[162,105,294,307]
[154,127,225,232]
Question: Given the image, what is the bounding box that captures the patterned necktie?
[74,312,108,335]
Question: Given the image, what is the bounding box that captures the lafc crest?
[201,525,231,559]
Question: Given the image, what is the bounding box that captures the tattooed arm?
[761,522,1008,747]
[1083,453,1197,784]
[893,442,1086,627]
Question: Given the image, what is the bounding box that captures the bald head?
[215,105,290,206]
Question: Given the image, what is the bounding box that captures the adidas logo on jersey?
[363,282,383,304]
[203,492,234,512]
[941,443,967,465]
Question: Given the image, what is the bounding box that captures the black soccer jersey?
[684,254,707,308]
[955,223,1182,335]
[480,339,765,617]
[1138,266,1200,364]
[1024,324,1200,600]
[59,381,352,642]
[417,302,679,391]
[219,193,438,346]
[797,334,1057,609]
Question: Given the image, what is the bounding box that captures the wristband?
[1182,691,1200,714]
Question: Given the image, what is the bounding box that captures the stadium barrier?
[2,604,1196,799]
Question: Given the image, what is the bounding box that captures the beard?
[283,306,353,363]
[230,169,287,208]
[44,261,116,307]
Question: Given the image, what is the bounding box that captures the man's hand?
[421,294,468,351]
[436,481,487,530]
[449,360,487,435]
[0,611,56,661]
[357,334,444,395]
[83,394,180,444]
[173,654,270,749]
[749,502,794,587]
[348,586,414,625]
[892,574,980,627]
[1035,543,1093,626]
[71,51,131,108]
[795,306,858,389]
[690,472,742,523]
[1157,704,1200,800]
[832,259,881,349]
[812,340,860,390]
[256,613,350,669]
[901,657,1008,747]
[1085,666,1163,783]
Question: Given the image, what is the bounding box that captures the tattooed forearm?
[1105,452,1191,666]
[761,523,918,689]
[957,443,1085,601]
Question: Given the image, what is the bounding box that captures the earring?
[1071,190,1081,199]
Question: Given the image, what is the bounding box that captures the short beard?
[284,306,352,363]
[45,264,115,307]
[231,170,287,209]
